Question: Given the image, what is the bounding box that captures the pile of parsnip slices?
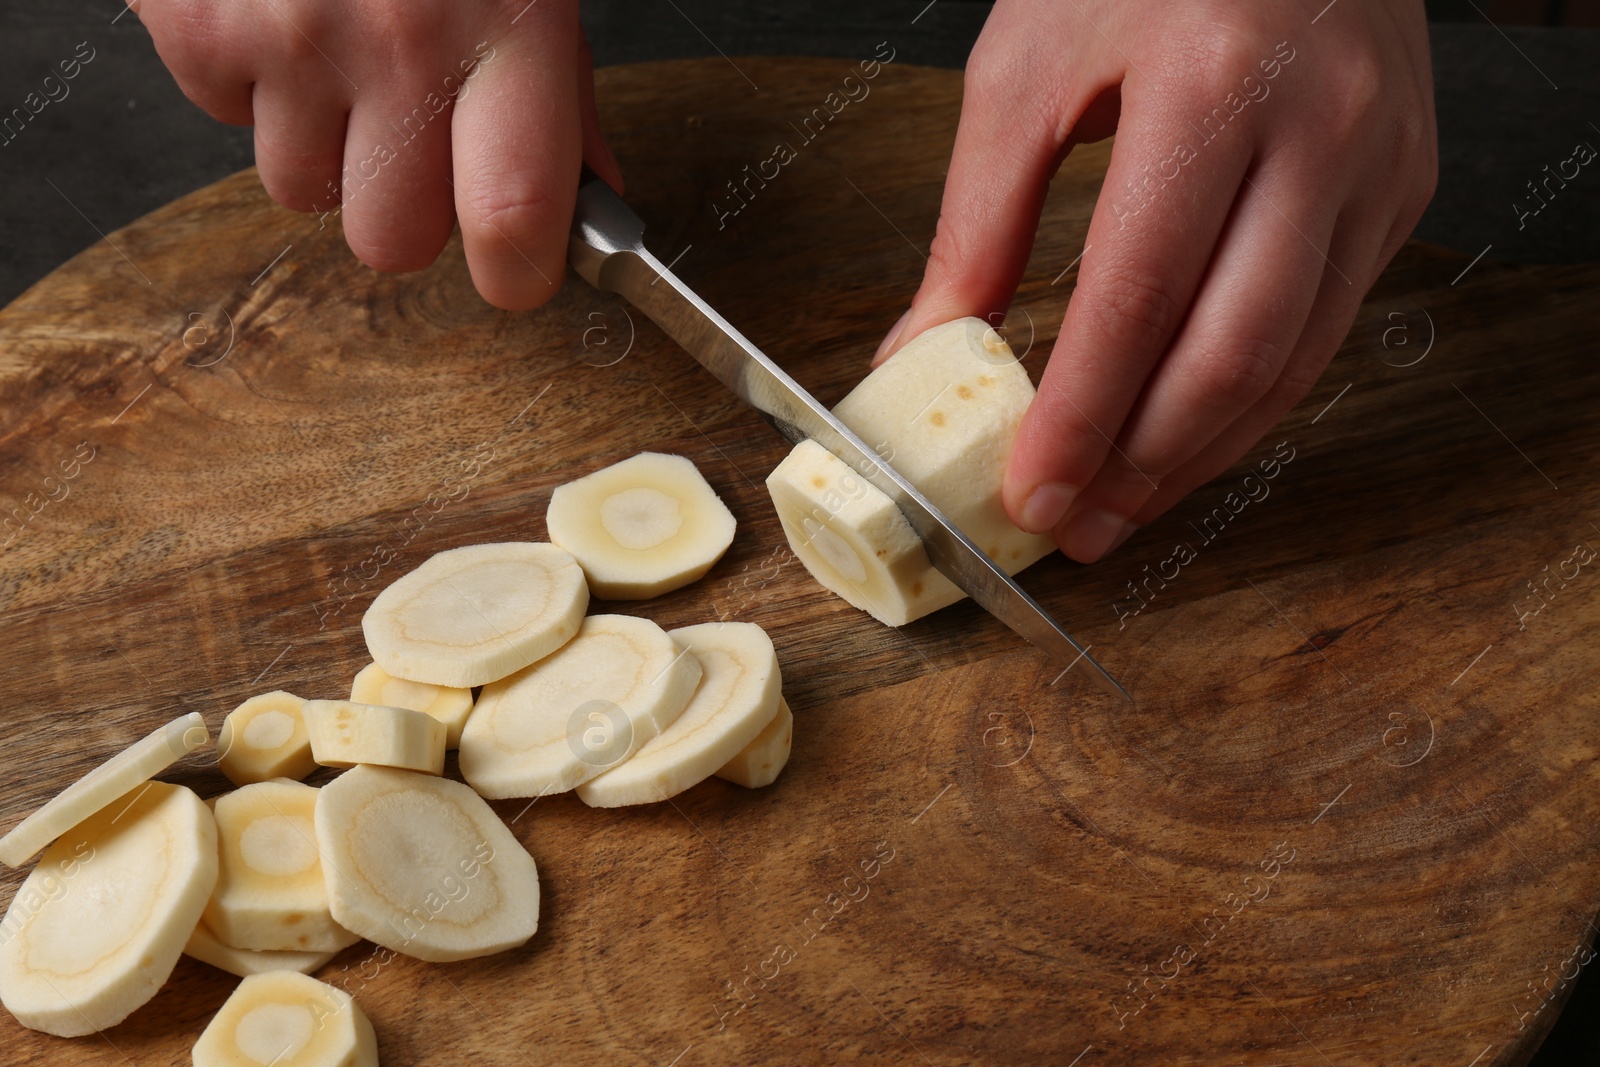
[0,452,792,1065]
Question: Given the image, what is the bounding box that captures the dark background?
[0,1,1596,1062]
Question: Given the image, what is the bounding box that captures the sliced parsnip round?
[0,712,209,869]
[205,780,360,954]
[716,697,794,788]
[314,765,540,963]
[458,614,703,799]
[192,971,377,1067]
[362,541,588,687]
[350,662,474,748]
[546,452,736,600]
[304,700,447,775]
[218,692,317,787]
[0,781,218,1037]
[577,622,781,807]
[184,918,337,979]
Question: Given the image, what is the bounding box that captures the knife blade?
[567,174,1130,701]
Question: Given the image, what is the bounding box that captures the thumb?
[872,35,1121,365]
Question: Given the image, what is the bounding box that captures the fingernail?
[872,308,912,365]
[1019,483,1078,534]
[1064,508,1133,563]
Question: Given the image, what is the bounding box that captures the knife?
[567,174,1131,701]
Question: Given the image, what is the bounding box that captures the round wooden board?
[2,57,1598,1066]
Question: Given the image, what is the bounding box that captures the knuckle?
[962,42,1018,111]
[1268,359,1325,415]
[1189,333,1285,411]
[466,187,563,247]
[1321,55,1385,142]
[348,232,437,273]
[1080,263,1183,351]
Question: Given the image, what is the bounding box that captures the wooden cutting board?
[1,56,1597,1066]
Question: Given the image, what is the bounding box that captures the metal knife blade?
[567,174,1130,701]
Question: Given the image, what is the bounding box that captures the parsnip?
[546,452,736,599]
[183,918,337,979]
[362,541,588,687]
[458,614,703,799]
[304,700,447,775]
[768,440,966,625]
[716,698,793,788]
[766,317,1055,626]
[206,780,360,953]
[0,711,208,868]
[314,765,540,963]
[576,622,780,807]
[0,782,217,1037]
[192,971,377,1067]
[218,692,317,787]
[350,662,473,748]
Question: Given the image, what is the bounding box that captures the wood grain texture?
[1,57,1597,1066]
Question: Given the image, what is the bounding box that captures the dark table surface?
[1,2,1597,1063]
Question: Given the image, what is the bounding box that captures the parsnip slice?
[218,691,317,787]
[314,765,540,963]
[304,700,446,775]
[206,780,360,953]
[183,918,338,979]
[546,452,736,599]
[0,711,209,868]
[458,614,703,799]
[716,698,794,788]
[0,782,218,1037]
[577,622,781,807]
[767,317,1055,626]
[350,662,473,748]
[192,971,377,1067]
[362,541,588,687]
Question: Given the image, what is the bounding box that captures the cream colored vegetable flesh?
[192,971,377,1067]
[206,780,359,953]
[0,782,218,1037]
[577,622,781,807]
[218,691,317,787]
[362,541,589,687]
[459,614,702,799]
[766,317,1054,626]
[0,711,209,869]
[314,765,541,963]
[351,662,474,748]
[716,697,794,789]
[547,452,737,600]
[183,918,337,979]
[304,700,447,774]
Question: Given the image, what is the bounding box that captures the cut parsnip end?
[219,692,317,787]
[716,698,793,788]
[0,711,209,868]
[768,317,1054,626]
[350,662,474,748]
[767,441,963,626]
[577,622,781,807]
[0,782,218,1037]
[547,452,736,599]
[362,541,588,687]
[192,971,377,1067]
[314,765,540,963]
[205,780,359,954]
[304,700,447,775]
[458,614,703,799]
[183,918,337,979]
